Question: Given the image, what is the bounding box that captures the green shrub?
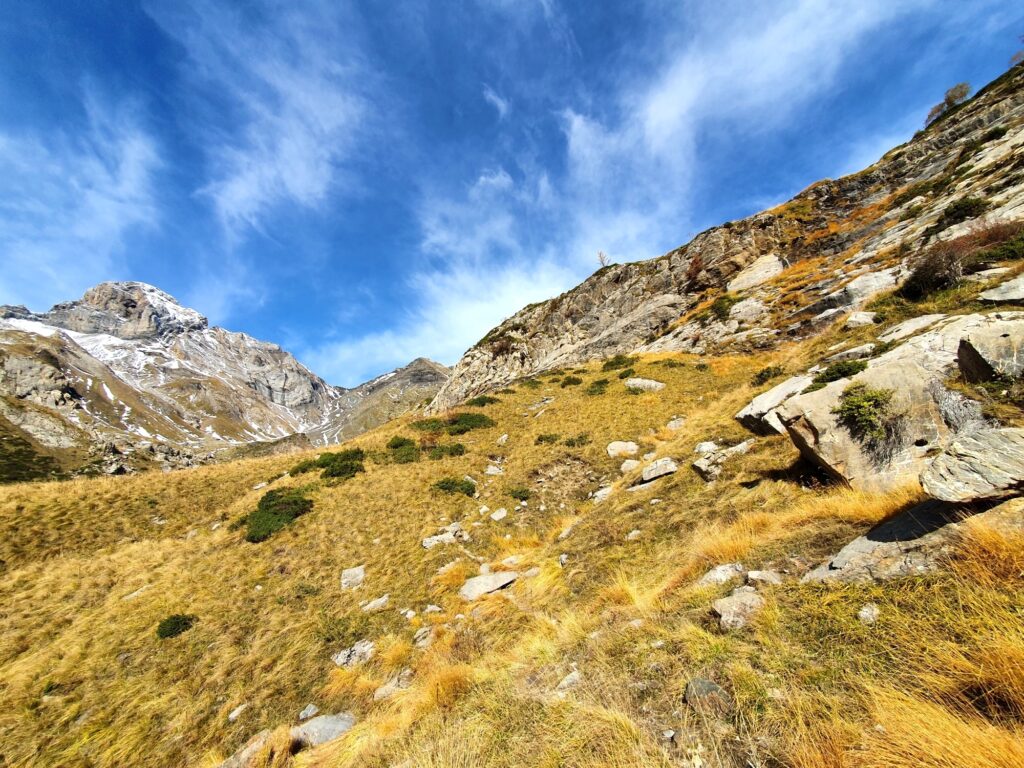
[391,445,420,464]
[560,375,583,388]
[585,379,609,396]
[710,294,739,321]
[521,378,542,390]
[498,388,517,395]
[751,365,784,386]
[982,126,1008,142]
[412,412,495,435]
[602,354,638,371]
[535,433,560,445]
[466,395,500,407]
[433,477,476,496]
[976,232,1024,262]
[508,487,531,501]
[936,197,990,229]
[658,359,685,368]
[695,363,709,371]
[806,360,868,392]
[832,383,897,442]
[563,432,590,447]
[428,443,466,460]
[156,614,197,639]
[617,368,635,379]
[290,458,319,475]
[245,488,314,542]
[387,436,416,450]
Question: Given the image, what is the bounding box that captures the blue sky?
[1,1,1021,386]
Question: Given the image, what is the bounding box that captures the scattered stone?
[523,566,541,578]
[252,482,267,491]
[490,508,508,521]
[425,604,442,613]
[624,377,666,392]
[485,464,504,476]
[666,416,686,430]
[607,440,639,458]
[684,678,732,715]
[290,713,356,749]
[422,522,470,549]
[711,586,764,630]
[692,440,752,481]
[979,273,1024,304]
[559,553,569,568]
[332,639,375,668]
[459,571,518,600]
[620,459,641,473]
[298,704,320,721]
[227,704,248,723]
[122,584,151,601]
[362,594,389,613]
[557,523,575,541]
[920,427,1024,502]
[217,729,271,768]
[556,669,581,692]
[413,626,436,649]
[592,486,614,503]
[643,451,656,461]
[746,570,783,586]
[694,441,719,454]
[641,457,678,483]
[340,565,365,590]
[373,668,413,701]
[497,433,509,445]
[502,555,522,567]
[696,563,745,586]
[626,529,642,541]
[858,603,880,625]
[649,498,661,505]
[845,311,877,328]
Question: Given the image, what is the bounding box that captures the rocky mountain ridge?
[0,282,449,479]
[430,63,1024,411]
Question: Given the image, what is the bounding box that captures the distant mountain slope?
[0,282,448,479]
[431,63,1024,410]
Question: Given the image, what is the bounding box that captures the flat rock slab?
[727,253,784,292]
[290,713,356,749]
[641,457,678,483]
[693,440,752,481]
[685,678,733,715]
[460,571,518,600]
[696,563,745,586]
[957,319,1024,382]
[340,565,365,590]
[980,273,1024,304]
[845,311,877,328]
[826,343,876,362]
[332,639,375,668]
[736,375,813,436]
[921,427,1024,502]
[878,314,946,343]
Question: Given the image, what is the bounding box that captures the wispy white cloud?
[0,90,159,310]
[483,85,510,119]
[143,1,372,235]
[310,0,933,384]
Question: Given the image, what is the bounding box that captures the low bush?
[833,383,898,443]
[465,395,500,407]
[386,436,416,450]
[244,488,314,542]
[428,443,466,460]
[412,412,495,435]
[497,388,516,395]
[386,436,419,463]
[658,359,685,368]
[156,614,197,639]
[806,360,868,392]
[936,197,990,229]
[617,368,635,379]
[433,477,476,497]
[319,450,366,478]
[602,354,638,371]
[585,379,609,396]
[508,487,531,501]
[563,432,591,447]
[710,294,739,321]
[290,458,319,475]
[560,376,583,388]
[521,378,542,390]
[899,242,967,300]
[751,365,785,386]
[535,433,560,445]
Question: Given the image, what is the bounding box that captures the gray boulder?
[606,440,639,458]
[736,375,813,435]
[693,440,752,481]
[623,378,665,392]
[684,678,733,715]
[216,729,271,768]
[641,457,678,483]
[290,713,356,749]
[331,639,375,668]
[845,311,877,328]
[921,428,1024,502]
[711,586,764,629]
[957,320,1024,381]
[696,563,745,586]
[340,565,365,590]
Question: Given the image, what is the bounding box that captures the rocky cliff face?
[0,283,448,479]
[431,64,1024,411]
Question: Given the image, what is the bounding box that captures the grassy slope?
[1,276,1024,767]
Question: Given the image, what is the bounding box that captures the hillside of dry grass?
[2,269,1024,768]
